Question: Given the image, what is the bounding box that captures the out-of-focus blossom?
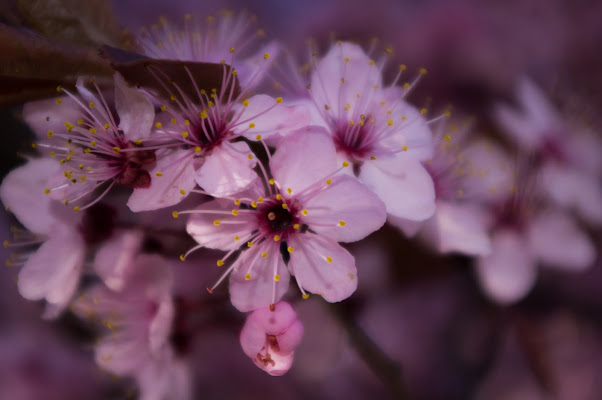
[475,174,596,304]
[183,128,386,311]
[286,41,436,221]
[136,11,279,89]
[493,77,602,225]
[0,158,85,318]
[240,301,303,376]
[390,123,514,256]
[73,248,190,400]
[23,73,156,211]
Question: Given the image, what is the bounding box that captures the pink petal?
[229,248,290,312]
[0,158,77,234]
[136,352,192,400]
[271,126,337,194]
[515,77,559,130]
[387,215,423,237]
[528,211,595,271]
[232,94,310,140]
[94,230,144,291]
[276,319,304,355]
[239,316,267,358]
[310,42,381,118]
[22,96,82,139]
[376,100,433,161]
[186,199,256,251]
[236,40,281,89]
[148,298,175,355]
[114,72,155,142]
[540,162,602,225]
[431,201,491,256]
[127,149,196,212]
[248,301,300,336]
[288,234,357,302]
[195,141,257,197]
[475,230,537,305]
[303,175,386,242]
[359,156,436,220]
[18,228,85,313]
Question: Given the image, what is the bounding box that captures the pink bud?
[239,301,303,376]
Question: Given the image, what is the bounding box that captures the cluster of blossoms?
[1,10,600,400]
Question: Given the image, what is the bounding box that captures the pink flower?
[182,127,387,311]
[73,249,190,400]
[127,59,309,211]
[390,125,514,257]
[475,175,596,304]
[493,77,602,225]
[24,73,156,212]
[289,41,436,221]
[0,158,85,318]
[136,11,278,88]
[239,301,303,376]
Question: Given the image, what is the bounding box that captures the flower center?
[265,204,293,232]
[333,120,373,161]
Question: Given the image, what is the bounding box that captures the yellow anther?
[113,147,121,154]
[44,188,50,195]
[155,172,163,177]
[55,98,62,104]
[160,105,167,111]
[403,83,410,90]
[195,146,202,153]
[384,47,393,55]
[78,164,84,169]
[234,236,239,241]
[3,240,8,248]
[180,254,186,261]
[155,122,162,128]
[401,115,407,121]
[387,119,394,126]
[232,209,238,216]
[264,53,270,60]
[199,110,207,119]
[47,130,53,138]
[56,85,62,92]
[269,179,275,185]
[84,148,91,153]
[419,67,428,75]
[256,135,262,140]
[213,220,220,226]
[370,156,377,160]
[234,199,241,205]
[258,197,264,203]
[184,120,190,126]
[217,259,224,266]
[275,194,282,200]
[369,60,375,65]
[276,97,283,103]
[302,293,310,299]
[338,220,346,227]
[287,246,294,253]
[181,131,189,138]
[245,273,251,280]
[135,139,142,145]
[261,252,268,258]
[344,57,350,62]
[90,140,96,147]
[293,224,300,230]
[50,152,56,158]
[326,179,332,185]
[249,122,255,128]
[89,101,95,107]
[170,95,176,101]
[104,123,110,129]
[89,128,97,134]
[251,201,257,208]
[172,211,179,218]
[340,78,345,84]
[326,256,332,263]
[287,188,292,194]
[302,209,308,215]
[274,275,280,282]
[73,206,80,212]
[343,161,349,167]
[282,203,288,210]
[403,145,408,151]
[348,120,355,126]
[324,104,331,110]
[171,118,177,124]
[243,99,249,107]
[444,110,452,117]
[444,134,451,142]
[420,108,427,115]
[230,47,235,53]
[273,235,281,241]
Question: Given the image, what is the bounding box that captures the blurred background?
[1,0,601,399]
